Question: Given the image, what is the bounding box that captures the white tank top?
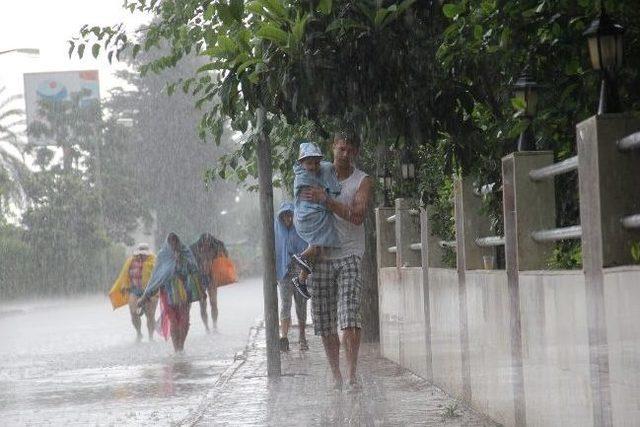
[326,167,368,260]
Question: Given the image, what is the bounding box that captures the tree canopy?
[70,0,640,268]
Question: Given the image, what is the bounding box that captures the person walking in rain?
[300,130,373,390]
[109,243,157,342]
[191,233,229,332]
[138,233,203,353]
[274,201,309,352]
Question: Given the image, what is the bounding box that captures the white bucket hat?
[297,141,323,161]
[133,243,152,256]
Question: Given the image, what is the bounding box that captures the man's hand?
[300,186,327,204]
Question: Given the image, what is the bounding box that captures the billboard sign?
[23,70,100,145]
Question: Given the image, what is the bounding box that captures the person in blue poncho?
[274,201,309,351]
[291,141,341,299]
[138,232,203,353]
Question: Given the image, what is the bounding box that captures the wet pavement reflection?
[0,278,263,425]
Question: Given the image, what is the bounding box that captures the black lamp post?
[583,4,624,114]
[513,70,540,151]
[378,164,393,207]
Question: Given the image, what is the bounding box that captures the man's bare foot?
[347,376,362,392]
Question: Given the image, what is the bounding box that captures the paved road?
[0,278,264,426]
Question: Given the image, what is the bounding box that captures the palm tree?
[0,86,28,219]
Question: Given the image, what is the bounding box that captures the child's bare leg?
[297,268,310,284]
[299,245,319,261]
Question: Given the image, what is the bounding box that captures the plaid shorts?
[309,254,362,336]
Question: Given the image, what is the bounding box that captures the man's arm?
[302,176,373,226]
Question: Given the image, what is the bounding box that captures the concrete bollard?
[453,177,492,270]
[576,113,640,427]
[502,151,556,271]
[375,206,396,268]
[577,114,640,268]
[420,206,446,268]
[395,198,422,268]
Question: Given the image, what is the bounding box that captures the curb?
[180,321,264,426]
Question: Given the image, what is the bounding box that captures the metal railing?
[409,243,422,251]
[529,155,578,181]
[617,131,640,151]
[475,236,505,247]
[622,214,640,230]
[531,225,582,243]
[439,240,457,248]
[473,182,498,196]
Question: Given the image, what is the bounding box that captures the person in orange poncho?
[109,243,157,342]
[191,233,232,332]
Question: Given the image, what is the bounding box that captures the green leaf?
[197,62,227,73]
[473,24,483,40]
[132,44,141,58]
[77,44,86,59]
[500,28,511,48]
[292,13,309,43]
[510,97,526,110]
[255,0,287,20]
[396,0,417,15]
[217,35,237,53]
[256,23,289,46]
[564,58,581,76]
[317,0,332,15]
[237,59,257,74]
[374,8,392,26]
[203,4,216,20]
[325,18,368,33]
[442,3,461,19]
[230,0,244,21]
[631,242,640,263]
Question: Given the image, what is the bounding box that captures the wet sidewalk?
[184,325,497,426]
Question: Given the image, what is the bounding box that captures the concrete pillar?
[578,114,640,268]
[501,152,555,426]
[419,207,437,381]
[502,151,556,271]
[395,198,422,268]
[420,206,446,269]
[577,114,640,427]
[375,207,396,268]
[452,177,473,401]
[454,178,492,270]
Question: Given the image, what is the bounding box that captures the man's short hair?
[334,129,360,150]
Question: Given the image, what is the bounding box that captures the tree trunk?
[256,107,281,376]
[361,206,380,343]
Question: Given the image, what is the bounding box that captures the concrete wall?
[428,268,464,398]
[465,270,515,426]
[378,267,640,426]
[399,267,429,378]
[604,266,640,426]
[519,271,593,426]
[379,267,401,365]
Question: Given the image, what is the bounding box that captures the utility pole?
[255,106,281,376]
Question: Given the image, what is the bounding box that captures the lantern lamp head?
[583,8,624,71]
[513,71,540,118]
